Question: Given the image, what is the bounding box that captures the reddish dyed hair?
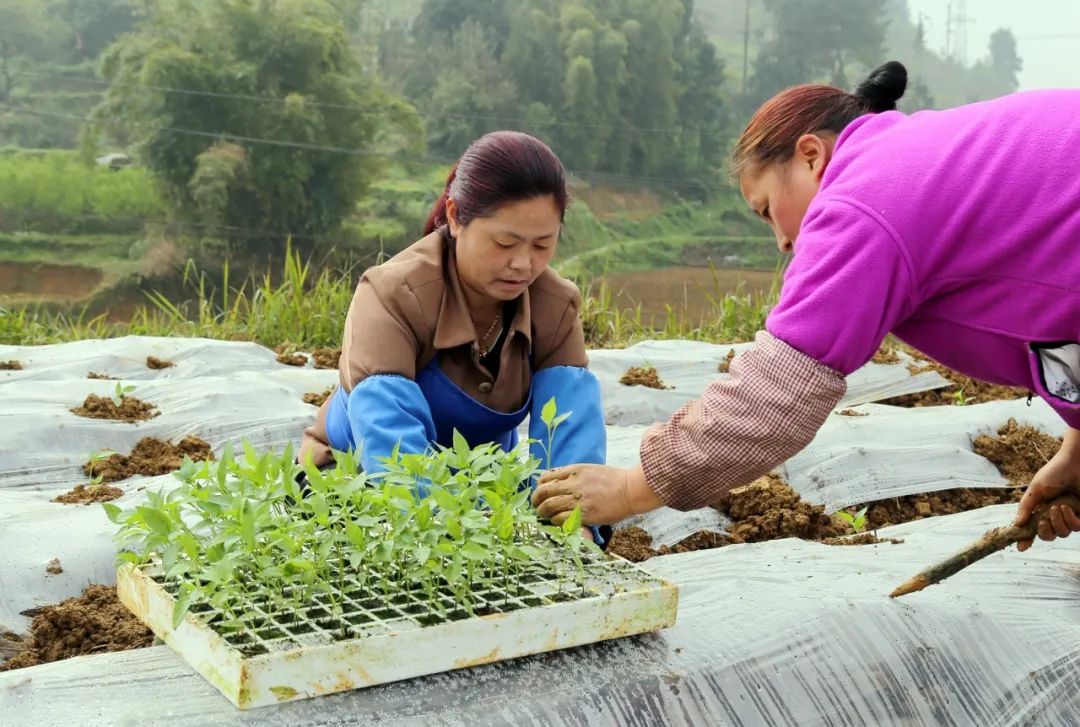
[732,61,907,177]
[424,131,569,236]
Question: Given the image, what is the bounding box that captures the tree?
[0,0,57,103]
[751,0,887,101]
[47,0,138,61]
[90,0,420,256]
[988,28,1022,93]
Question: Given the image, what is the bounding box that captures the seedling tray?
[117,554,678,709]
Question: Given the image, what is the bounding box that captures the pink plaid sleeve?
[639,330,846,510]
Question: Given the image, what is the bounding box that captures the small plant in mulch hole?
[87,371,116,380]
[835,507,868,533]
[106,398,602,645]
[619,365,671,389]
[274,343,309,367]
[84,436,214,483]
[146,355,175,370]
[71,382,159,422]
[0,360,23,370]
[303,388,335,407]
[0,585,153,672]
[54,453,125,505]
[717,348,736,373]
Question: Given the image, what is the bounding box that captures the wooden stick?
[890,492,1080,598]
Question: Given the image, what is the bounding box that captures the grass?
[0,246,779,350]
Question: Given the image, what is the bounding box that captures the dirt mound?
[87,372,116,380]
[312,348,341,370]
[856,488,1023,530]
[607,527,736,563]
[303,389,333,407]
[52,483,124,505]
[0,360,23,370]
[881,345,1027,407]
[276,351,308,366]
[0,585,153,672]
[717,348,736,373]
[972,418,1060,486]
[837,409,868,417]
[871,347,900,365]
[619,366,670,389]
[84,436,214,483]
[146,356,174,370]
[71,394,158,422]
[718,475,848,543]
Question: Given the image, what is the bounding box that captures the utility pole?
[945,3,952,59]
[742,0,751,96]
[954,0,971,66]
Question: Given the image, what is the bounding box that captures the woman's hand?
[532,463,663,526]
[1015,427,1080,552]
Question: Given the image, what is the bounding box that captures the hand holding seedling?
[533,463,663,526]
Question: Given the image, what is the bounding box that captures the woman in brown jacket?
[299,131,609,543]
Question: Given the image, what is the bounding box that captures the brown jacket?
[300,230,589,466]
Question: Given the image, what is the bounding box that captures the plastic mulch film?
[587,339,953,426]
[2,506,1078,726]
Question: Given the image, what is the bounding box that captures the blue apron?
[415,358,530,452]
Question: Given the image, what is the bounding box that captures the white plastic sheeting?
[588,339,954,426]
[2,506,1079,726]
[2,336,1077,726]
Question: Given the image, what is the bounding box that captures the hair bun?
[855,61,908,112]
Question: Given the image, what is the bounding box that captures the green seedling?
[112,382,136,407]
[836,506,869,534]
[105,423,600,633]
[952,389,968,406]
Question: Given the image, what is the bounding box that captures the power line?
[8,68,740,139]
[0,104,718,187]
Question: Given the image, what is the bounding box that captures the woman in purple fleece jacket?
[534,61,1080,553]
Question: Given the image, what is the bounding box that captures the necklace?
[476,312,502,357]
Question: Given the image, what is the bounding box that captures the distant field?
[597,266,778,326]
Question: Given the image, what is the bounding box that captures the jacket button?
[477,382,493,394]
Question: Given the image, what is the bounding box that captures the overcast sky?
[905,0,1080,89]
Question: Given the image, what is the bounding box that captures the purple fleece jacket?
[766,89,1080,428]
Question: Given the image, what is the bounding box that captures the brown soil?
[856,487,1025,530]
[0,360,23,370]
[619,366,670,389]
[276,351,308,367]
[304,389,334,407]
[146,355,174,370]
[880,344,1028,407]
[71,394,159,422]
[871,346,900,365]
[717,348,736,374]
[87,372,116,380]
[84,436,214,483]
[607,527,736,563]
[312,348,341,370]
[717,475,849,543]
[0,585,153,672]
[971,418,1061,486]
[821,533,905,546]
[0,261,103,301]
[837,409,868,417]
[52,483,124,505]
[46,558,63,575]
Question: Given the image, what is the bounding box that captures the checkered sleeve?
[639,330,846,510]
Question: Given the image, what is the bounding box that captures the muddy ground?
[84,436,213,483]
[312,348,341,370]
[304,389,334,407]
[620,366,670,389]
[71,394,159,422]
[878,342,1028,407]
[0,585,152,671]
[146,356,174,370]
[608,418,1057,563]
[52,483,125,505]
[0,360,23,370]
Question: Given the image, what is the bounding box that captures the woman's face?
[448,195,562,305]
[739,133,832,254]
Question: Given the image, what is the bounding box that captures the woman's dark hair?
[423,131,569,236]
[732,61,908,176]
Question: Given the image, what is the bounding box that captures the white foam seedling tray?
[117,555,678,709]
